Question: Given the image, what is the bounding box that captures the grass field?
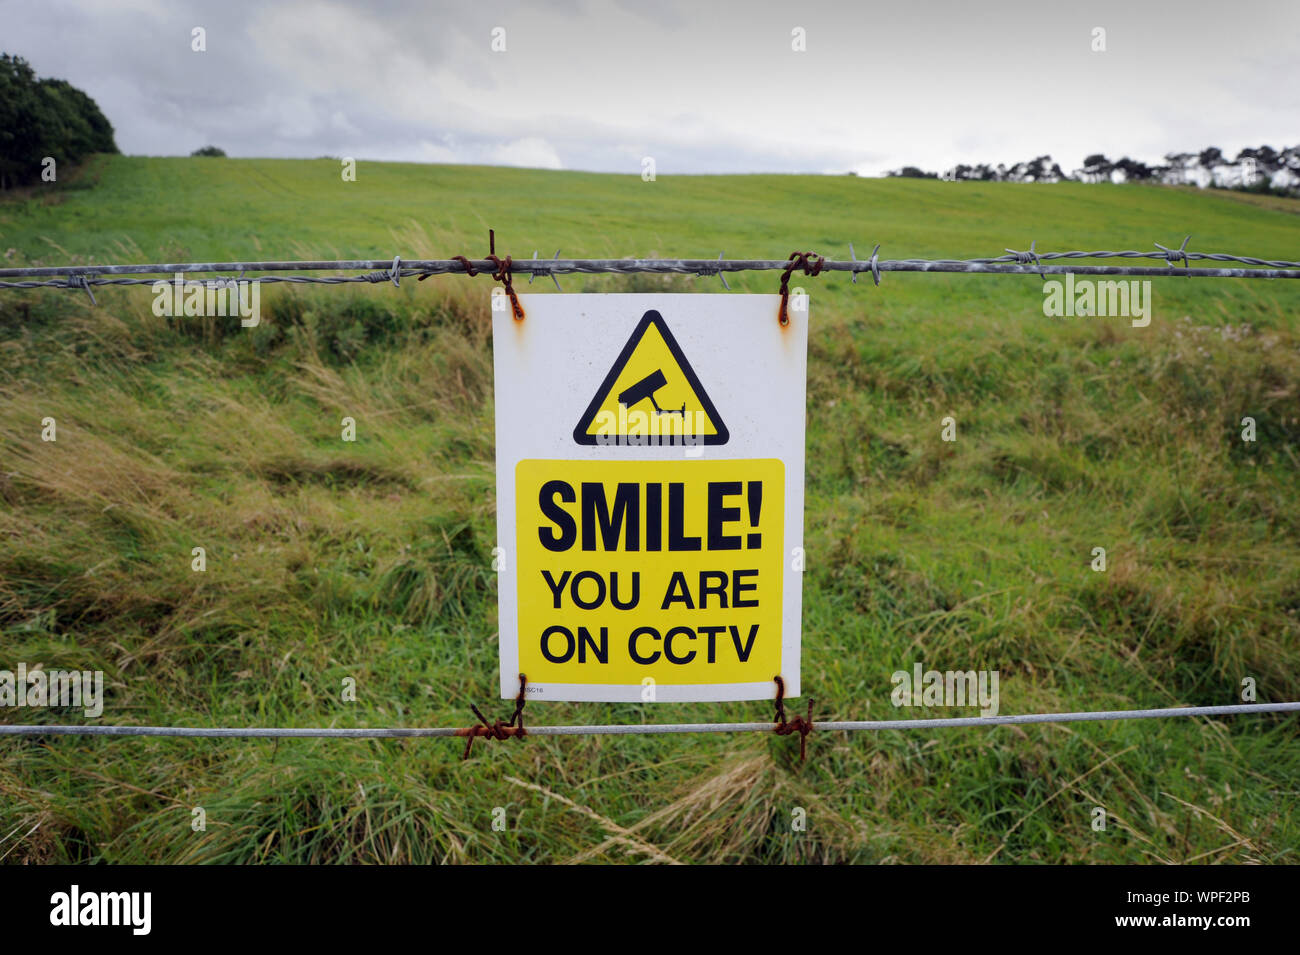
[1,154,1298,864]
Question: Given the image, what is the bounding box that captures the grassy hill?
[0,154,1297,863]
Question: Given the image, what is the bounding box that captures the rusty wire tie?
[772,675,814,762]
[459,674,528,759]
[777,251,824,325]
[422,228,524,320]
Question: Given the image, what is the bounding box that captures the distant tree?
[1113,156,1155,180]
[1198,146,1223,168]
[40,78,115,157]
[1080,154,1113,182]
[1160,152,1198,186]
[889,166,938,179]
[191,146,227,157]
[0,55,42,188]
[0,53,117,189]
[1021,155,1066,182]
[1236,145,1278,170]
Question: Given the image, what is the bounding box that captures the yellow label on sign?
[516,458,784,684]
[573,310,728,446]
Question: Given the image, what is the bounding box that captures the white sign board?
[493,294,808,702]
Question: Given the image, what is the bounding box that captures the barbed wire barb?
[1155,235,1192,273]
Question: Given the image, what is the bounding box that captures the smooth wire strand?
[1,702,1297,739]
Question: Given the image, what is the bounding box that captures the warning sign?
[573,310,728,446]
[494,295,808,702]
[517,459,783,684]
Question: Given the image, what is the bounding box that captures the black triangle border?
[572,309,730,446]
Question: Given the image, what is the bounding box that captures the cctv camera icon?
[618,369,685,416]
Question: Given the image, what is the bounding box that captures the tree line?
[886,145,1300,195]
[0,53,118,189]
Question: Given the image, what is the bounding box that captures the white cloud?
[2,0,1297,174]
[416,140,460,163]
[487,137,564,170]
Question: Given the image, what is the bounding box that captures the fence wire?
[3,237,1300,299]
[2,702,1297,740]
[3,238,1297,745]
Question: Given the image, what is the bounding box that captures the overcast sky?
[3,0,1297,175]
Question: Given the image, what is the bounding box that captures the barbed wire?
[3,238,1297,751]
[2,237,1300,300]
[1,702,1296,741]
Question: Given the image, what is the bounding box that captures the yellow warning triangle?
[573,310,729,446]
